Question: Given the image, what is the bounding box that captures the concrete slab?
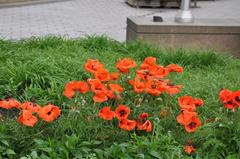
[127,17,240,56]
[0,0,239,41]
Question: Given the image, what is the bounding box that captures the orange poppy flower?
[233,90,240,106]
[91,82,114,102]
[219,89,233,103]
[165,85,182,95]
[0,100,8,109]
[184,145,196,154]
[109,83,124,93]
[63,89,75,99]
[140,57,157,70]
[178,96,196,111]
[94,68,111,82]
[145,79,165,96]
[129,78,145,93]
[194,98,204,107]
[77,81,89,94]
[106,90,115,99]
[138,112,149,121]
[223,100,237,109]
[177,111,197,125]
[149,65,169,79]
[63,81,89,98]
[119,119,136,131]
[143,57,156,65]
[167,64,183,73]
[110,72,120,80]
[87,78,101,86]
[184,116,201,133]
[136,69,150,81]
[0,98,21,109]
[98,106,115,120]
[93,92,108,103]
[18,110,38,127]
[20,102,41,113]
[84,59,104,74]
[116,58,136,74]
[115,105,130,120]
[219,89,237,109]
[38,104,61,122]
[90,80,108,94]
[137,120,152,132]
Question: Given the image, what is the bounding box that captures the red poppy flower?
[138,112,149,121]
[219,89,237,109]
[91,81,114,102]
[140,57,157,69]
[0,98,21,109]
[93,92,108,103]
[110,72,120,80]
[194,98,204,107]
[63,81,89,98]
[63,89,75,99]
[90,81,108,94]
[233,90,240,106]
[87,78,101,86]
[119,119,136,131]
[137,120,152,132]
[38,104,61,122]
[129,78,145,93]
[116,58,136,74]
[136,69,149,81]
[184,145,196,154]
[98,106,115,120]
[224,100,237,109]
[177,111,197,125]
[109,83,124,93]
[145,79,165,96]
[20,102,41,113]
[94,68,111,82]
[184,116,201,133]
[107,90,115,99]
[0,100,8,109]
[178,96,196,111]
[84,59,104,74]
[219,89,233,103]
[167,64,183,73]
[143,56,156,64]
[115,105,130,120]
[18,110,38,127]
[165,85,182,95]
[149,65,169,79]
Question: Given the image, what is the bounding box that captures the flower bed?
[0,37,240,158]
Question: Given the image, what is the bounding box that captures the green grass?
[0,36,240,159]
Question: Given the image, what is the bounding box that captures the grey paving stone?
[0,0,239,41]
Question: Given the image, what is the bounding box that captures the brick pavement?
[0,0,239,41]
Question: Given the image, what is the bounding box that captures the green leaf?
[5,149,16,155]
[91,141,102,145]
[39,147,53,153]
[1,140,9,147]
[149,150,161,159]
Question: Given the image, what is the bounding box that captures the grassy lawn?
[0,36,240,158]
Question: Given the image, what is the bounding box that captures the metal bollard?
[175,0,194,23]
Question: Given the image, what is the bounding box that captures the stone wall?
[127,17,240,57]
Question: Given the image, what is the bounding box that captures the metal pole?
[175,0,194,23]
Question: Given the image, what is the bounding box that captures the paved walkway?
[0,0,239,41]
